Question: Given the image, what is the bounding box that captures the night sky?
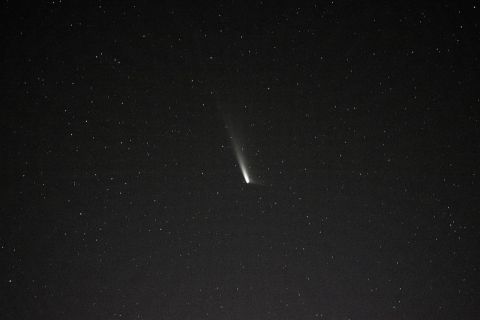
[2,1,480,319]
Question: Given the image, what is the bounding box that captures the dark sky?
[2,1,480,319]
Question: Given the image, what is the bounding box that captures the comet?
[218,101,255,184]
[232,140,251,184]
[239,160,251,184]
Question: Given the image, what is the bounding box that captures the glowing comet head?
[233,142,252,184]
[240,162,250,184]
[223,112,255,185]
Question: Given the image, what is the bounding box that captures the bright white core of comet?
[232,140,251,184]
[239,160,250,184]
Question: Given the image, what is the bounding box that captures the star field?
[2,1,480,319]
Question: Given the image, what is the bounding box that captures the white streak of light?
[232,140,251,184]
[239,160,250,184]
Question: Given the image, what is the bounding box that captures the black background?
[2,1,480,319]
